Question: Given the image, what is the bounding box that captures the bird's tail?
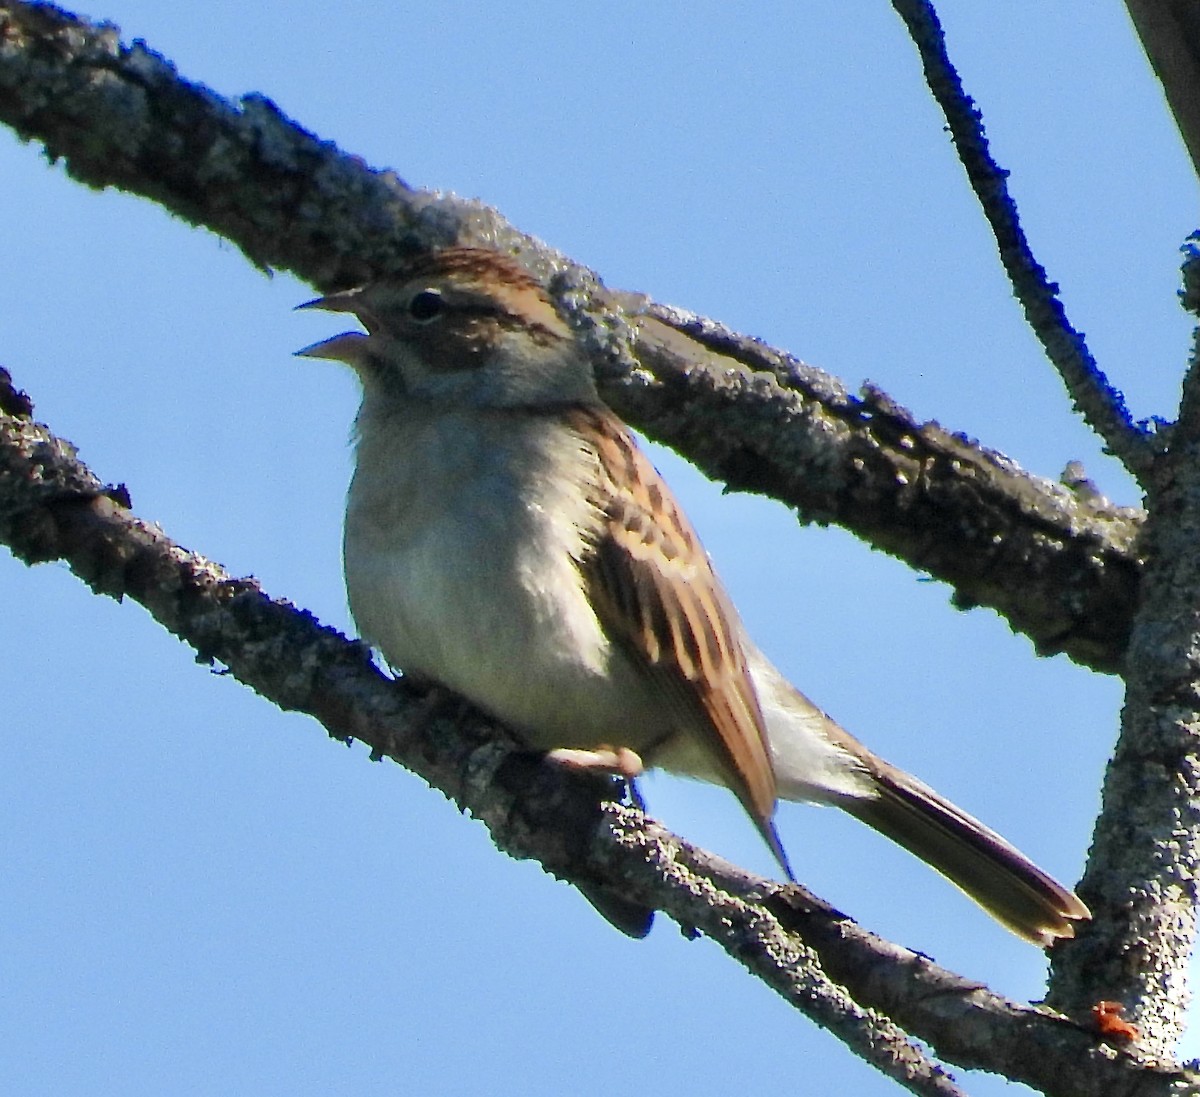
[752,653,1089,944]
[838,757,1089,945]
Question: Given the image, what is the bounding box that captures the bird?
[297,246,1090,945]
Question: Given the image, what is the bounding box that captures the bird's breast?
[342,407,653,748]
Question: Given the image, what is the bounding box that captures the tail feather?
[747,647,1088,943]
[841,762,1089,945]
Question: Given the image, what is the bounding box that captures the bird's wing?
[567,406,788,874]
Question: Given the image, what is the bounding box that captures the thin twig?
[891,0,1161,486]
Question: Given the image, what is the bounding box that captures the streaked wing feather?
[568,407,779,834]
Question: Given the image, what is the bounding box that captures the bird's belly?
[344,520,664,755]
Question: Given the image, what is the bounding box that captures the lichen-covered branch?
[631,308,1142,676]
[1048,262,1200,1056]
[891,0,1161,486]
[0,365,1186,1096]
[0,0,1143,675]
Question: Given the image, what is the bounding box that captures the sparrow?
[297,247,1089,945]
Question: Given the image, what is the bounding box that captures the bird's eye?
[407,289,443,323]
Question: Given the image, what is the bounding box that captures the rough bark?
[1047,277,1200,1056]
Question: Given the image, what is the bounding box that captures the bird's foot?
[546,745,644,780]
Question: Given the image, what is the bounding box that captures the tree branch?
[891,0,1162,487]
[0,0,1143,675]
[0,364,1188,1096]
[1048,256,1200,1056]
[630,307,1142,676]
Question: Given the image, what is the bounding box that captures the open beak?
[295,288,372,363]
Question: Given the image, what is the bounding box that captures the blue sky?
[2,4,1194,1094]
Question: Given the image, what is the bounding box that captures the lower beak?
[295,331,370,364]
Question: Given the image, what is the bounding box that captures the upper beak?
[295,286,367,315]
